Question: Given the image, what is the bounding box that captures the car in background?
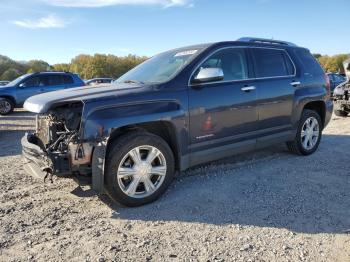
[85,78,114,86]
[0,81,10,86]
[0,72,85,115]
[327,73,347,94]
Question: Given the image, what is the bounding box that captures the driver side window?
[198,48,249,82]
[22,77,40,88]
[22,76,48,88]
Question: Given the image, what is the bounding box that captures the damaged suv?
[22,38,333,206]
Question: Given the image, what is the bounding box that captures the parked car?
[22,37,333,206]
[327,73,347,94]
[85,78,114,86]
[333,58,350,116]
[0,72,85,115]
[0,81,10,86]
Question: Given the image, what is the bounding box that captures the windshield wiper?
[122,80,145,84]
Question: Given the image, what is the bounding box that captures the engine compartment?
[36,102,83,152]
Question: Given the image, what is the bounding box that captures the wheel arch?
[302,100,326,128]
[106,120,181,171]
[0,95,16,106]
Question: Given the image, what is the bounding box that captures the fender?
[83,99,189,193]
[291,84,327,129]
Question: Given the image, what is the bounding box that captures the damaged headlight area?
[22,102,94,180]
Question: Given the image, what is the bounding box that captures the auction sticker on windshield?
[174,50,198,57]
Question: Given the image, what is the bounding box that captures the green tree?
[0,68,21,81]
[53,63,71,72]
[27,60,51,73]
[317,54,349,73]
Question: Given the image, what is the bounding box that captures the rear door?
[45,74,66,92]
[250,48,297,139]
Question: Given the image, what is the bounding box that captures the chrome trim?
[290,81,301,86]
[188,46,297,87]
[241,86,256,91]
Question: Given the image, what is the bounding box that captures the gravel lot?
[0,109,349,262]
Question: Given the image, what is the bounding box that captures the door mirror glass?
[18,83,26,88]
[193,67,224,84]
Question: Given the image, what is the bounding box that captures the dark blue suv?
[22,38,333,206]
[0,72,84,115]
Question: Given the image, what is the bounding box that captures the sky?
[0,0,349,64]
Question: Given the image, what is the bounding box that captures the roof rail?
[237,37,297,47]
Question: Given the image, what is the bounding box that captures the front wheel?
[287,109,322,155]
[0,98,14,115]
[105,131,175,207]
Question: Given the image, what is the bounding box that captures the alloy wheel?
[0,100,11,114]
[301,116,320,150]
[117,145,167,198]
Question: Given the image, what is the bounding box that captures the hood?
[0,85,12,91]
[24,83,148,113]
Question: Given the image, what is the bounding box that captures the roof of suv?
[32,71,76,75]
[173,38,305,55]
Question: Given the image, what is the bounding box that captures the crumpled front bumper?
[21,133,70,179]
[21,133,53,179]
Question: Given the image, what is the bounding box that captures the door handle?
[290,81,301,87]
[241,86,256,92]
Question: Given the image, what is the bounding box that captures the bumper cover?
[21,133,70,179]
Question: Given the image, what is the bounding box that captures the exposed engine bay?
[30,102,94,177]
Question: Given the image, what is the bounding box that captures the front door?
[188,47,259,165]
[16,75,48,105]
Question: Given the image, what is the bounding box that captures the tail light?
[324,74,331,98]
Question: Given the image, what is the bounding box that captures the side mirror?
[18,83,26,88]
[192,67,224,84]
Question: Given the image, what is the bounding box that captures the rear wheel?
[0,98,14,115]
[334,109,348,117]
[287,109,322,155]
[105,131,175,207]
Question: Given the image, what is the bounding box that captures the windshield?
[116,48,203,84]
[6,74,31,86]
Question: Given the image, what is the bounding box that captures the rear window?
[294,49,324,75]
[63,75,74,84]
[252,48,295,78]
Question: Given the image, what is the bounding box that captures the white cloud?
[42,0,192,8]
[13,14,67,29]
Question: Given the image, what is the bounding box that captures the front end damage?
[21,102,99,185]
[333,81,350,113]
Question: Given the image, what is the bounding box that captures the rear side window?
[294,49,324,75]
[63,75,74,84]
[252,48,295,78]
[48,75,64,86]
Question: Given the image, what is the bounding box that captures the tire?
[286,109,322,156]
[105,131,175,207]
[334,109,348,117]
[0,98,14,115]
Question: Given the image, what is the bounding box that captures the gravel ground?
[0,109,349,262]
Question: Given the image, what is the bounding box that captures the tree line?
[314,54,349,74]
[0,54,147,81]
[0,52,349,82]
